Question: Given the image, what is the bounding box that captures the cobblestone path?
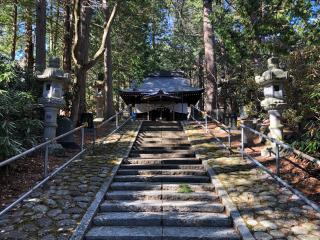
[0,122,139,240]
[185,123,320,240]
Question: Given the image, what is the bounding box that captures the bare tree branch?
[72,0,81,68]
[83,1,119,70]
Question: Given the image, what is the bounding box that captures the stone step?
[120,164,204,170]
[113,175,210,183]
[124,158,202,165]
[141,124,182,127]
[117,169,207,176]
[130,149,193,154]
[141,123,182,130]
[138,134,186,138]
[135,140,191,145]
[105,190,218,201]
[134,143,191,148]
[129,153,195,158]
[137,135,187,139]
[132,146,191,151]
[110,182,214,191]
[140,128,183,132]
[100,200,224,213]
[86,226,240,240]
[138,130,185,133]
[135,139,188,145]
[93,212,231,227]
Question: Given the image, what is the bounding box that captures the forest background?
[0,0,319,160]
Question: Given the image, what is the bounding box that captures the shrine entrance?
[119,72,204,121]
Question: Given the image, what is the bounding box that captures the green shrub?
[0,55,43,161]
[292,83,320,156]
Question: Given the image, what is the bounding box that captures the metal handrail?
[0,149,85,217]
[0,105,133,218]
[190,105,319,166]
[97,105,131,129]
[191,105,231,132]
[240,124,320,166]
[92,105,132,148]
[0,123,88,217]
[0,124,87,168]
[188,108,320,212]
[190,105,208,132]
[190,105,232,149]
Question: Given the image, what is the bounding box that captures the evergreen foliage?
[0,55,42,160]
[0,0,319,155]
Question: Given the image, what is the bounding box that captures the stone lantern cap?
[37,57,70,83]
[94,80,104,87]
[255,57,287,87]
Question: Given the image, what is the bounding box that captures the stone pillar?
[43,106,60,139]
[269,109,283,140]
[255,57,287,155]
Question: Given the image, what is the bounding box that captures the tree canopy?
[0,0,319,157]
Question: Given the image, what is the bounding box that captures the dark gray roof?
[123,76,202,93]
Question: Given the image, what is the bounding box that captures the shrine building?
[119,72,204,120]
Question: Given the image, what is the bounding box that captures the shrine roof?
[120,72,203,94]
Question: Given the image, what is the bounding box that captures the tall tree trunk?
[11,0,18,61]
[197,52,205,110]
[78,4,92,118]
[63,1,72,72]
[71,2,92,124]
[71,67,86,123]
[49,0,54,53]
[53,0,60,55]
[103,1,115,118]
[25,7,34,72]
[203,0,217,114]
[71,0,119,124]
[35,0,46,72]
[103,33,115,118]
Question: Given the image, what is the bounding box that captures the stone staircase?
[85,121,241,240]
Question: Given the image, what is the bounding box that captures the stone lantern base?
[48,143,65,157]
[261,109,284,157]
[240,119,255,147]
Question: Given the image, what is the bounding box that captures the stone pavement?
[0,122,139,240]
[185,123,320,240]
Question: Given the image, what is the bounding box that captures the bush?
[292,83,320,156]
[0,55,43,161]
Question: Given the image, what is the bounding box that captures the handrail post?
[93,126,97,152]
[228,127,231,149]
[276,143,280,175]
[205,113,208,133]
[81,127,85,151]
[116,112,119,128]
[44,143,49,177]
[192,105,194,120]
[241,126,244,159]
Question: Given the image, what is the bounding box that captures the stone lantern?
[94,79,104,119]
[37,57,70,140]
[255,56,287,144]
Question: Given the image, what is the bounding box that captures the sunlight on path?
[185,124,320,240]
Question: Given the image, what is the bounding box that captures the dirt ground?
[206,122,320,204]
